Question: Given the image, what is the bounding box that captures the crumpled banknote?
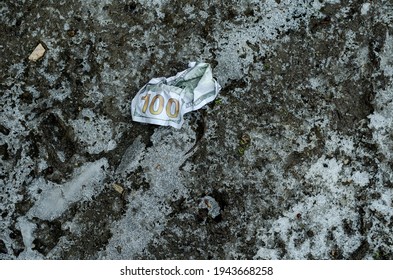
[131,62,221,129]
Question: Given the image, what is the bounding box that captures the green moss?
[214,98,222,105]
[238,133,251,156]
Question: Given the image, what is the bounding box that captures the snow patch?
[351,171,370,187]
[70,109,117,154]
[305,156,343,186]
[100,124,196,259]
[379,32,393,77]
[361,3,371,15]
[215,0,323,84]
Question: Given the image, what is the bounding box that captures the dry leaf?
[112,183,124,194]
[28,43,46,61]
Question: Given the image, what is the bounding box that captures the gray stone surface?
[1,0,393,259]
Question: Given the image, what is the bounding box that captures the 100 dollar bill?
[131,62,221,129]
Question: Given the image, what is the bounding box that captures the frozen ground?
[1,0,393,259]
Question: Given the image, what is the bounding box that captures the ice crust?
[28,158,108,221]
[15,159,108,258]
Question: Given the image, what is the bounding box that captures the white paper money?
[131,62,221,129]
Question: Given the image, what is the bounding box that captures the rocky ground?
[1,0,393,260]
